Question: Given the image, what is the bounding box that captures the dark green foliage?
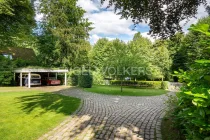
[70,73,78,86]
[0,56,15,85]
[78,71,93,88]
[170,24,210,139]
[0,0,35,47]
[37,0,92,68]
[110,80,166,89]
[68,71,80,86]
[168,17,210,74]
[101,0,207,38]
[0,55,39,86]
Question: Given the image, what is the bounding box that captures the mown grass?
[0,87,81,140]
[84,85,167,96]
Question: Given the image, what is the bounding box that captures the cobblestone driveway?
[39,88,170,140]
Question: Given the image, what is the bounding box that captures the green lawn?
[84,85,167,96]
[0,87,81,140]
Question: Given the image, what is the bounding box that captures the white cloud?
[35,13,43,21]
[181,4,208,32]
[77,0,99,13]
[85,11,142,36]
[90,34,101,44]
[141,32,155,43]
[99,0,115,10]
[90,34,117,44]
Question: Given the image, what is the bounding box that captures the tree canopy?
[102,0,207,38]
[90,32,171,81]
[36,0,92,68]
[0,0,35,48]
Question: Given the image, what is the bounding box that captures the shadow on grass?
[16,91,81,115]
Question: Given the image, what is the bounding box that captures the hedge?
[110,80,168,89]
[68,70,80,86]
[78,71,93,88]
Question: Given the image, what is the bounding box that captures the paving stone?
[38,88,173,140]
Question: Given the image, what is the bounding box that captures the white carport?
[14,68,68,88]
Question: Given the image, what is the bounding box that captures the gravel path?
[39,88,171,140]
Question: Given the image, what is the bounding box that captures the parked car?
[19,74,41,87]
[42,77,61,86]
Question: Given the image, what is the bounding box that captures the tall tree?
[37,0,92,68]
[101,0,208,38]
[168,16,210,74]
[0,0,35,48]
[89,38,110,69]
[153,40,171,80]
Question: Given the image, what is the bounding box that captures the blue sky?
[76,0,209,45]
[35,0,209,45]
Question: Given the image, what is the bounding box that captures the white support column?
[28,72,31,88]
[20,73,22,87]
[64,72,67,86]
[14,73,15,84]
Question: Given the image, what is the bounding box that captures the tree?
[103,39,135,92]
[89,38,110,69]
[0,0,35,48]
[167,16,210,75]
[101,0,208,38]
[152,40,171,80]
[128,32,153,80]
[37,0,92,68]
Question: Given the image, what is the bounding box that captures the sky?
[35,0,210,45]
[76,0,210,45]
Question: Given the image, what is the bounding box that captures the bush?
[161,81,168,89]
[78,71,93,88]
[110,80,138,85]
[0,71,14,86]
[110,80,166,89]
[68,70,80,86]
[167,24,210,139]
[92,70,104,85]
[0,56,15,86]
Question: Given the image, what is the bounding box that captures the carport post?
[64,72,67,86]
[28,72,31,88]
[55,73,57,79]
[14,73,15,83]
[20,72,22,87]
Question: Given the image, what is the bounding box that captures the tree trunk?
[121,79,123,92]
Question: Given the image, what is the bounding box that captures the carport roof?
[14,68,68,73]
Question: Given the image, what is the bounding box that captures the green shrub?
[92,70,104,85]
[110,80,138,85]
[0,56,15,86]
[110,80,165,89]
[68,70,80,86]
[167,24,210,140]
[0,71,14,86]
[161,81,168,89]
[78,71,93,88]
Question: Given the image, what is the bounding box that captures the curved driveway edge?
[39,88,171,140]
